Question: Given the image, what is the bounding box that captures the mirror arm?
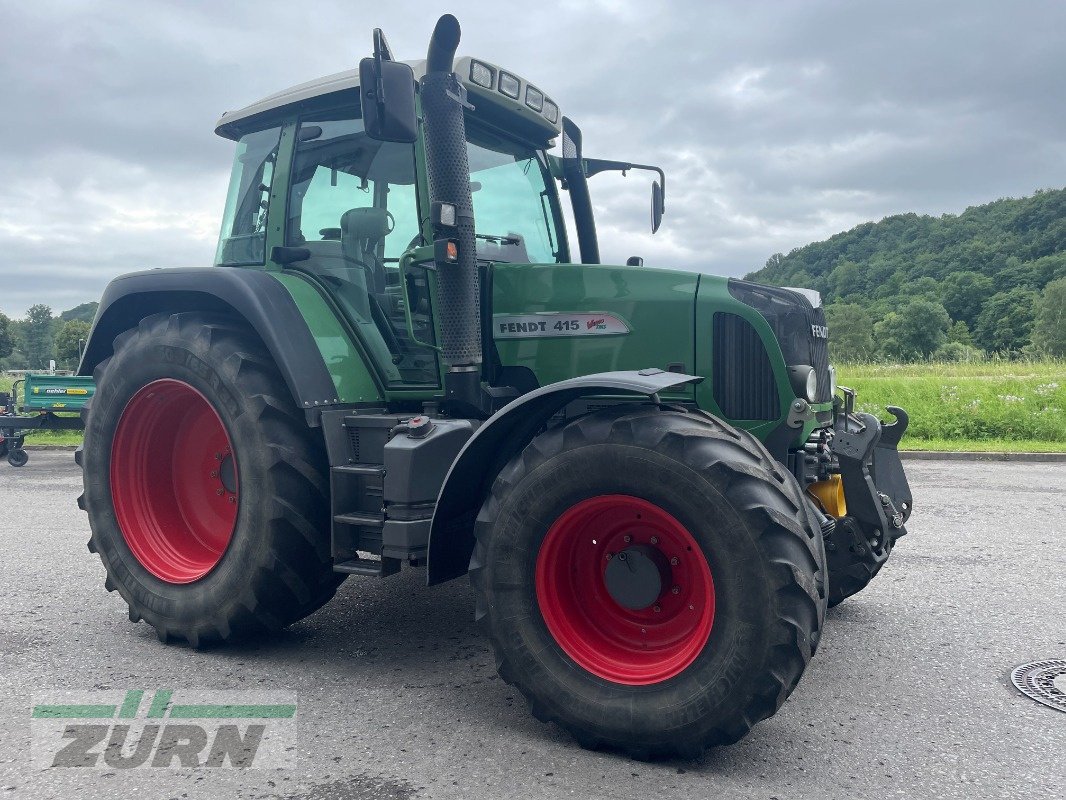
[583,159,666,209]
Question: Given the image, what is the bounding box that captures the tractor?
[76,15,913,758]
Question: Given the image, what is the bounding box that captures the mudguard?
[79,268,341,417]
[426,369,703,585]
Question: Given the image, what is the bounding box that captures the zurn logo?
[31,690,296,770]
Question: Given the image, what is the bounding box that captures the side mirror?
[359,29,417,143]
[651,181,664,234]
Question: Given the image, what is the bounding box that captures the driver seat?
[341,207,391,294]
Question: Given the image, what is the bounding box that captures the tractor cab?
[213,58,582,391]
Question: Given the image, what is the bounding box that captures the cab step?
[333,557,400,577]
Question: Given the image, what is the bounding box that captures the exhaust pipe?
[421,15,484,413]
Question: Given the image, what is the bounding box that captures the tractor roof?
[214,57,562,144]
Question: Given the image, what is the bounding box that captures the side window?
[215,126,281,266]
[286,114,437,387]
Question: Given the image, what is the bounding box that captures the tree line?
[0,302,99,371]
[746,186,1066,361]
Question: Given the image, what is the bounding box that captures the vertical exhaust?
[420,15,484,412]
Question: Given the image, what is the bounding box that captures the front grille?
[728,279,832,403]
[712,312,780,420]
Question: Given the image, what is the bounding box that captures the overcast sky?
[1,0,1064,318]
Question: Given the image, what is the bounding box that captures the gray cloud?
[1,0,1063,317]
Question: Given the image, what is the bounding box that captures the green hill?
[746,187,1066,359]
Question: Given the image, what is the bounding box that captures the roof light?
[498,71,520,99]
[542,99,559,124]
[469,60,495,89]
[525,85,544,112]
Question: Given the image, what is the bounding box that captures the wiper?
[475,233,520,245]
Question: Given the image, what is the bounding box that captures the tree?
[54,319,91,369]
[947,320,974,346]
[21,304,55,368]
[1030,277,1066,356]
[59,302,99,323]
[824,303,875,361]
[874,299,950,360]
[974,289,1038,354]
[0,312,13,360]
[941,271,993,328]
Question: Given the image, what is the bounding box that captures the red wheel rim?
[535,495,715,685]
[110,379,239,584]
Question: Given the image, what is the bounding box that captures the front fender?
[426,369,702,585]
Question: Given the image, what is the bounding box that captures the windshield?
[466,125,566,264]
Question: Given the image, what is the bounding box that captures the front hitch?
[828,388,913,566]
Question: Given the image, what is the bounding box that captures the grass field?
[837,360,1066,452]
[5,361,1065,452]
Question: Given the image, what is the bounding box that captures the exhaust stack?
[420,15,484,411]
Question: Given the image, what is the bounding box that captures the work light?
[498,71,520,99]
[542,99,559,124]
[470,60,495,89]
[525,85,544,112]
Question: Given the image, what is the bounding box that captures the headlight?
[788,365,818,403]
[469,61,495,89]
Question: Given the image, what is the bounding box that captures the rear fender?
[426,369,702,585]
[80,268,342,420]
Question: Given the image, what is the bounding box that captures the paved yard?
[0,452,1063,799]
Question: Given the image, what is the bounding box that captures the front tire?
[471,405,826,759]
[81,312,341,646]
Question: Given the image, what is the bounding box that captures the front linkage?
[822,388,913,605]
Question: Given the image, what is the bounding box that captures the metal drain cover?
[1011,659,1066,713]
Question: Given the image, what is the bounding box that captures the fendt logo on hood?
[811,324,829,339]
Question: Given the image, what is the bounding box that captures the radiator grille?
[712,312,780,421]
[727,280,832,403]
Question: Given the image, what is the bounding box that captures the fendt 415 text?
[77,15,913,758]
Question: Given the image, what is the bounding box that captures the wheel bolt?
[229,496,237,504]
[653,605,661,613]
[671,586,680,595]
[215,453,222,460]
[618,553,627,561]
[623,535,632,543]
[605,553,613,561]
[650,536,659,545]
[210,470,218,478]
[216,488,224,495]
[670,557,679,566]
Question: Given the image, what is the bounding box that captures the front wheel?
[471,406,826,759]
[80,312,342,646]
[7,448,28,467]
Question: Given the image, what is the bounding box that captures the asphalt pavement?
[0,451,1063,799]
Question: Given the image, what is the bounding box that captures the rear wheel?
[81,312,342,646]
[471,405,826,759]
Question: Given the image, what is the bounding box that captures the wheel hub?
[110,379,239,584]
[535,494,715,685]
[604,545,670,610]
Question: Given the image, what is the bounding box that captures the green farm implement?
[75,15,912,758]
[0,374,92,467]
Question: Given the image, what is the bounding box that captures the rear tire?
[81,312,342,647]
[470,405,827,759]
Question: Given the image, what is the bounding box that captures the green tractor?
[77,15,912,758]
